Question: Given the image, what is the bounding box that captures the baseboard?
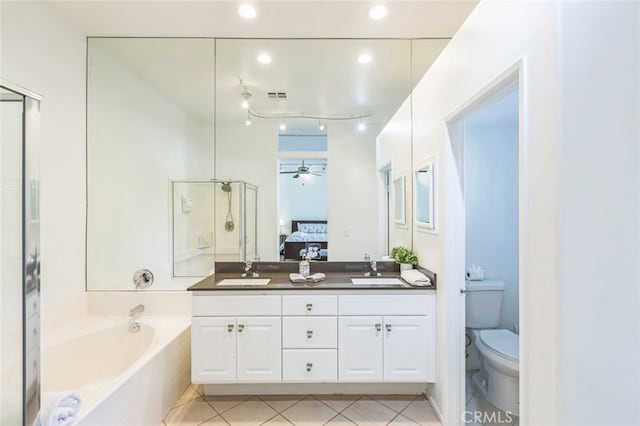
[204,383,427,396]
[426,392,444,424]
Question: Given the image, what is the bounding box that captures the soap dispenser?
[299,255,310,277]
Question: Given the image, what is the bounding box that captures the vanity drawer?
[283,317,337,348]
[339,295,434,316]
[192,295,281,316]
[283,295,337,316]
[283,349,337,382]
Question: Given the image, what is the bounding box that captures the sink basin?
[217,278,271,286]
[351,277,405,286]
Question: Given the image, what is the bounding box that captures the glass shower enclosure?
[172,180,258,277]
[1,81,41,425]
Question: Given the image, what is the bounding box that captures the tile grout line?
[278,395,322,425]
[257,411,287,426]
[257,394,308,414]
[385,394,419,426]
[316,394,365,416]
[203,395,251,416]
[170,385,206,409]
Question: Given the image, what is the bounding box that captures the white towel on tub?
[34,392,82,426]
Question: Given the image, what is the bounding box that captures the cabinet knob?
[386,324,392,332]
[306,363,313,372]
[238,324,245,332]
[306,330,313,338]
[227,324,234,333]
[375,323,382,332]
[306,303,313,311]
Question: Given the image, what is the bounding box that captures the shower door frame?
[170,179,259,278]
[0,78,43,426]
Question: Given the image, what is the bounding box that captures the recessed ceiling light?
[279,123,287,131]
[238,4,257,19]
[241,99,249,109]
[319,123,325,131]
[358,122,366,132]
[358,53,373,64]
[245,118,252,126]
[368,5,387,20]
[257,53,272,64]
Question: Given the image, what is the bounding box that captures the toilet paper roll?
[466,264,485,281]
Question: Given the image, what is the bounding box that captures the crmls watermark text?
[462,410,515,424]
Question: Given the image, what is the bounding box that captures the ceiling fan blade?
[280,171,299,174]
[310,172,323,176]
[293,174,300,179]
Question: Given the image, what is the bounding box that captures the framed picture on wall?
[415,156,436,232]
[392,175,406,225]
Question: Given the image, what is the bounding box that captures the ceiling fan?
[280,161,325,179]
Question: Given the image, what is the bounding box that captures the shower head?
[221,182,232,193]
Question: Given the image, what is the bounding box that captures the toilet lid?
[479,329,519,361]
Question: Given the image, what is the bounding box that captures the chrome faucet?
[129,304,145,317]
[242,260,259,277]
[365,260,382,277]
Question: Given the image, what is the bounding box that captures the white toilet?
[466,279,519,416]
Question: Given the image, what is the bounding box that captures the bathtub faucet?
[129,304,145,317]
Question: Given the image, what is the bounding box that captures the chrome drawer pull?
[227,324,234,333]
[386,324,392,332]
[238,324,245,332]
[306,363,313,372]
[306,303,313,311]
[306,330,313,338]
[375,323,382,332]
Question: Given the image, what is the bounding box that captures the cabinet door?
[383,316,431,382]
[192,317,236,383]
[338,316,383,381]
[236,317,282,382]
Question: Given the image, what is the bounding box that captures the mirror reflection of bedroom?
[278,156,328,261]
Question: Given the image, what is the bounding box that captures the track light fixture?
[237,77,371,125]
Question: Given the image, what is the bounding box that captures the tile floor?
[162,385,441,426]
[465,371,519,426]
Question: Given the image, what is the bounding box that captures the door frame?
[443,58,530,425]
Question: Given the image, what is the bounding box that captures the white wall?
[87,43,214,290]
[382,1,640,424]
[555,2,640,425]
[464,120,519,331]
[0,1,87,319]
[376,99,413,255]
[383,1,559,423]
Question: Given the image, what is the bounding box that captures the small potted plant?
[390,246,418,271]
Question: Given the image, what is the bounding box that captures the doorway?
[446,66,526,425]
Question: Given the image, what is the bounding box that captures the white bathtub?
[42,315,191,425]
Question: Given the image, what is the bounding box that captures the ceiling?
[47,1,478,38]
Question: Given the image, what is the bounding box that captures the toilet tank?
[465,280,505,328]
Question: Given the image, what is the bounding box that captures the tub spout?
[129,304,145,317]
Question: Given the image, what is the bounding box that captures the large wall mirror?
[86,37,448,290]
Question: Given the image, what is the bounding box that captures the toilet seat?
[479,329,519,362]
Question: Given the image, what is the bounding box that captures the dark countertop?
[188,262,437,291]
[188,271,436,292]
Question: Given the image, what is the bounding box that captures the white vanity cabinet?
[191,291,435,387]
[337,294,435,382]
[192,296,282,383]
